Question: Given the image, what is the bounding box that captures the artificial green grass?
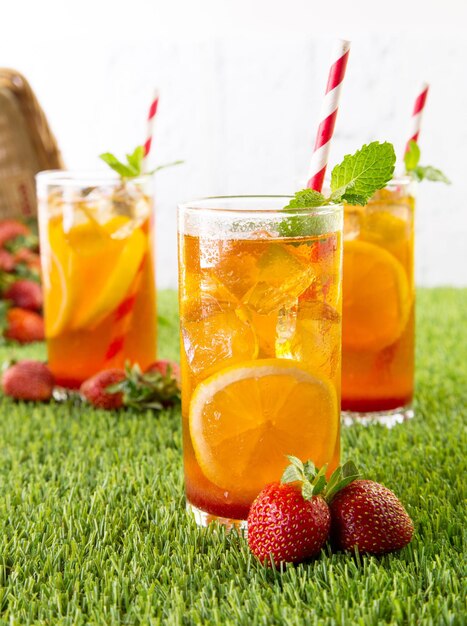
[0,288,465,625]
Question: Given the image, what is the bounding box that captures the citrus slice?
[189,359,338,500]
[71,223,147,330]
[343,240,411,351]
[44,221,77,337]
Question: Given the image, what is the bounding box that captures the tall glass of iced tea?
[37,171,157,388]
[178,196,343,526]
[341,178,416,425]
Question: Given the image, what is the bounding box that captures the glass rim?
[178,195,343,215]
[35,170,152,187]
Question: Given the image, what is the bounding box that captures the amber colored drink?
[341,179,415,420]
[178,196,343,524]
[37,173,157,388]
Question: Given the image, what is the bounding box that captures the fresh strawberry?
[329,479,414,555]
[145,359,181,385]
[80,369,126,409]
[0,249,15,272]
[3,279,43,311]
[2,360,54,401]
[0,220,30,247]
[247,457,331,565]
[4,307,44,343]
[14,248,41,271]
[111,362,181,410]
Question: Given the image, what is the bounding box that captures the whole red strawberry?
[80,369,126,409]
[145,359,181,385]
[0,220,29,247]
[4,279,43,311]
[0,249,15,272]
[2,360,54,401]
[329,479,414,555]
[4,307,44,343]
[14,248,42,272]
[247,457,331,565]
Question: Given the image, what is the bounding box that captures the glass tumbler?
[178,196,343,526]
[36,171,157,388]
[341,178,416,426]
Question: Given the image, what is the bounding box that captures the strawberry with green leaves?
[80,361,181,411]
[247,456,414,566]
[247,457,333,565]
[0,220,30,248]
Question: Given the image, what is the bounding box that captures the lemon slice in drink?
[189,359,338,501]
[343,240,411,351]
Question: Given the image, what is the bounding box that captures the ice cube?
[182,305,258,376]
[244,243,314,315]
[275,300,341,384]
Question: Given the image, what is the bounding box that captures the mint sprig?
[404,140,450,184]
[280,142,396,237]
[330,141,396,205]
[100,145,183,179]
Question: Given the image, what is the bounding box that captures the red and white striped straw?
[306,39,351,192]
[143,89,160,166]
[405,81,429,153]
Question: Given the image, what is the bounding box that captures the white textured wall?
[2,0,466,288]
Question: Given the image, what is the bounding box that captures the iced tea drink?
[341,178,415,423]
[178,196,343,525]
[37,172,157,388]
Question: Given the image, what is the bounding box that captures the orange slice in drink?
[44,221,77,338]
[71,221,146,330]
[189,359,338,501]
[343,240,411,351]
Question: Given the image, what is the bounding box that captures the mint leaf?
[126,145,145,175]
[404,140,450,184]
[330,141,396,205]
[99,152,136,178]
[100,146,183,180]
[278,191,331,239]
[412,165,450,184]
[283,189,327,210]
[404,140,421,171]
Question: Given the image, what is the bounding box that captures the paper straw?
[306,39,351,192]
[405,82,429,153]
[143,90,160,167]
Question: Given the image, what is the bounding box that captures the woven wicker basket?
[0,68,63,219]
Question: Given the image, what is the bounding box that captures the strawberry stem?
[281,456,361,502]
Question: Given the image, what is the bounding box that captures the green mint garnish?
[283,189,327,209]
[404,140,450,184]
[329,141,396,205]
[100,145,183,179]
[280,141,396,237]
